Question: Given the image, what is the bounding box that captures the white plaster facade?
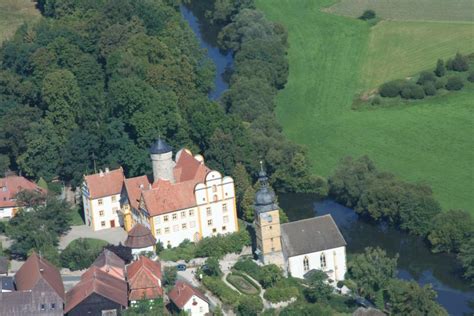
[182,295,209,316]
[82,188,122,231]
[286,246,346,281]
[131,245,156,257]
[0,207,14,219]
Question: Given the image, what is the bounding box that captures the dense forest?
[0,0,322,197]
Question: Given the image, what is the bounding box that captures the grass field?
[360,21,474,90]
[326,0,474,22]
[256,0,474,212]
[0,0,40,44]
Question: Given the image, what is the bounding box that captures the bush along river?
[180,5,474,316]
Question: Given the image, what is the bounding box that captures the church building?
[254,165,347,282]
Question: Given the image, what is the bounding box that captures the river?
[180,5,474,316]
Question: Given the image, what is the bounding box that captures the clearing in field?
[325,0,474,22]
[256,0,474,212]
[0,0,40,44]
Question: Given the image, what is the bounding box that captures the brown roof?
[168,280,208,309]
[84,167,124,199]
[173,150,209,183]
[124,175,150,210]
[143,180,199,216]
[281,214,347,258]
[14,252,64,300]
[0,175,46,208]
[65,266,128,313]
[127,256,163,301]
[124,224,157,248]
[92,249,126,279]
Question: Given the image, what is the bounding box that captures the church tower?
[254,162,284,267]
[150,137,175,183]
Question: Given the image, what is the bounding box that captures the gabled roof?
[14,252,64,300]
[281,215,347,258]
[84,167,124,199]
[92,249,126,278]
[124,175,150,210]
[124,224,156,249]
[168,281,208,309]
[0,175,46,208]
[127,256,163,301]
[143,180,198,216]
[173,149,209,183]
[65,266,128,313]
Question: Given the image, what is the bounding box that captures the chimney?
[105,167,110,173]
[39,268,44,273]
[99,170,104,177]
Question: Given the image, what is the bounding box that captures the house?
[0,175,46,219]
[0,252,65,315]
[124,224,157,258]
[82,167,125,230]
[64,266,128,316]
[83,137,239,247]
[127,256,163,304]
[91,249,126,281]
[168,281,209,316]
[253,165,347,282]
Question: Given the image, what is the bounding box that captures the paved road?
[59,225,127,249]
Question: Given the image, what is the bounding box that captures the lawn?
[227,273,260,295]
[256,0,474,213]
[0,0,40,44]
[325,0,474,22]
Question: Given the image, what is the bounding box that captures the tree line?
[329,156,474,284]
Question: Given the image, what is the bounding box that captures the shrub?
[467,71,474,82]
[434,59,445,77]
[202,276,240,307]
[400,83,425,99]
[445,76,464,91]
[359,9,376,20]
[264,286,299,303]
[163,266,177,286]
[434,78,446,89]
[379,80,403,97]
[237,295,263,316]
[371,96,381,106]
[60,238,107,271]
[417,71,436,85]
[428,209,474,253]
[423,82,436,96]
[451,53,469,72]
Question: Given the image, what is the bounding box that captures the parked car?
[177,264,187,271]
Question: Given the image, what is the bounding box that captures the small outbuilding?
[124,224,157,257]
[168,281,209,316]
[127,256,163,303]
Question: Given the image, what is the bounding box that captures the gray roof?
[281,214,346,257]
[149,137,172,154]
[0,256,8,274]
[0,276,13,291]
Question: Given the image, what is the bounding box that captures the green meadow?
[0,0,40,44]
[256,0,474,212]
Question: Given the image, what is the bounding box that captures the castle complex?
[82,138,238,248]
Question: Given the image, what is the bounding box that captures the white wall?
[287,246,346,281]
[153,207,200,248]
[0,207,14,219]
[183,295,209,316]
[91,194,122,231]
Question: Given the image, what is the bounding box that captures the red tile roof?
[92,249,126,280]
[0,175,46,208]
[14,252,64,300]
[124,224,157,249]
[65,266,128,313]
[84,168,124,199]
[124,175,150,210]
[168,281,208,309]
[174,150,209,183]
[127,256,163,301]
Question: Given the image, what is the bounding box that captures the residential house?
[127,256,163,304]
[168,281,209,316]
[0,175,46,219]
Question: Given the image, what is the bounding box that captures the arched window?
[320,253,327,269]
[303,256,310,272]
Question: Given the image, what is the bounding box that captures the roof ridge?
[280,213,332,227]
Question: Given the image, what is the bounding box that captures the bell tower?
[254,162,284,266]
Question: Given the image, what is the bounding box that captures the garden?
[226,272,260,295]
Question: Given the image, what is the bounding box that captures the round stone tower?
[150,137,175,183]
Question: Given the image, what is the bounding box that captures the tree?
[347,247,398,300]
[386,279,447,315]
[450,53,469,72]
[203,257,222,277]
[434,59,446,77]
[445,76,464,91]
[164,266,177,286]
[237,295,263,316]
[359,10,376,20]
[303,270,333,303]
[260,264,283,288]
[428,210,473,253]
[123,298,165,316]
[458,237,474,284]
[241,186,256,222]
[60,238,108,271]
[417,71,436,85]
[379,80,403,97]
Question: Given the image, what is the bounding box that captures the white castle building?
[82,138,238,247]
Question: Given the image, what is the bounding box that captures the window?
[164,227,170,234]
[181,211,186,218]
[223,216,229,223]
[320,253,327,269]
[189,209,194,216]
[212,185,217,193]
[172,213,177,220]
[164,215,169,222]
[213,195,218,202]
[101,221,106,227]
[223,203,227,212]
[98,199,103,205]
[206,207,211,216]
[51,303,56,309]
[111,196,117,202]
[303,256,310,272]
[156,228,161,235]
[99,210,104,217]
[222,226,226,231]
[40,304,45,310]
[173,225,179,232]
[213,228,217,233]
[190,221,196,228]
[182,223,187,229]
[269,225,272,230]
[200,306,204,312]
[208,219,213,226]
[156,217,161,224]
